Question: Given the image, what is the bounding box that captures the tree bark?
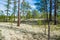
[49,0,52,21]
[45,0,48,21]
[44,0,48,35]
[54,0,57,25]
[48,20,50,40]
[17,0,20,26]
[14,0,16,22]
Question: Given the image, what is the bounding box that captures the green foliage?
[21,16,25,19]
[21,1,31,10]
[57,13,60,25]
[0,15,6,21]
[57,24,60,27]
[13,0,17,21]
[5,0,11,14]
[40,12,47,18]
[34,0,47,12]
[32,10,39,18]
[37,20,42,25]
[9,15,14,22]
[26,11,32,19]
[5,0,11,21]
[9,14,14,27]
[21,0,31,19]
[57,13,60,20]
[21,1,31,19]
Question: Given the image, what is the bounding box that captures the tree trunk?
[6,10,8,22]
[54,0,57,25]
[14,0,16,22]
[22,0,25,19]
[48,20,50,40]
[49,0,52,21]
[44,0,48,35]
[45,0,48,21]
[17,0,20,26]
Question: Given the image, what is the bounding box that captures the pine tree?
[49,0,52,21]
[17,0,20,26]
[45,0,48,20]
[21,0,31,19]
[34,0,45,12]
[13,0,17,22]
[5,0,11,22]
[54,0,57,25]
[32,10,39,18]
[26,11,32,19]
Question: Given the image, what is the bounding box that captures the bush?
[0,15,6,21]
[57,24,60,27]
[37,20,42,25]
[26,11,32,19]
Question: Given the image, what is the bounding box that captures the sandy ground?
[0,22,45,40]
[0,22,60,40]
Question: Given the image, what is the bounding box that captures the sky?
[0,0,36,15]
[0,0,56,15]
[0,0,5,11]
[0,0,36,11]
[26,0,36,8]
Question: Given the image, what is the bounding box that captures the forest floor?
[0,22,60,40]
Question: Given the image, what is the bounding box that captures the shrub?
[37,20,42,25]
